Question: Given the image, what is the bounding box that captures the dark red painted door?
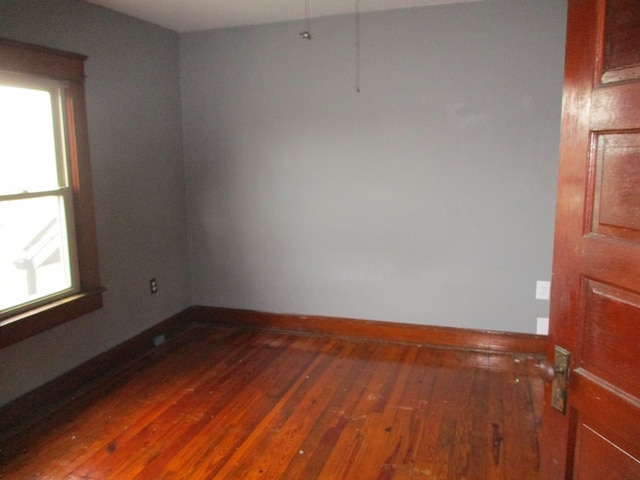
[540,0,640,478]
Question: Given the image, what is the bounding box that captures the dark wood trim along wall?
[0,308,194,437]
[0,306,545,437]
[192,306,547,354]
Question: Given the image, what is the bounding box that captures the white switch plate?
[537,317,549,335]
[536,280,551,300]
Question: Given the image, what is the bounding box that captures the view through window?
[0,77,79,316]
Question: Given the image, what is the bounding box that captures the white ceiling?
[85,0,482,33]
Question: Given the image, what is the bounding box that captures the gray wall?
[0,0,190,405]
[0,0,566,408]
[181,0,567,333]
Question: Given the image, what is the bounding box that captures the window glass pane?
[0,85,60,195]
[0,196,73,313]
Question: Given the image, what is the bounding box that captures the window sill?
[0,288,105,348]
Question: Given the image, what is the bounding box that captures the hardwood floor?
[0,323,544,479]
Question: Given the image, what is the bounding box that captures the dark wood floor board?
[466,367,492,480]
[112,332,303,478]
[411,353,465,478]
[501,369,541,479]
[359,346,444,479]
[0,326,240,477]
[313,342,418,479]
[235,340,396,478]
[360,346,435,479]
[500,371,527,478]
[376,346,447,479]
[399,348,448,480]
[434,367,477,480]
[279,341,382,479]
[516,376,542,470]
[528,369,544,443]
[512,371,541,472]
[327,346,422,479]
[70,330,294,479]
[487,370,508,480]
[211,338,351,479]
[398,351,445,479]
[144,334,330,479]
[449,367,478,480]
[67,328,262,476]
[0,325,544,480]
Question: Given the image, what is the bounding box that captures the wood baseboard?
[0,307,198,438]
[191,306,547,355]
[0,305,545,438]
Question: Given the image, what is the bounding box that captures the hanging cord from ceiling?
[355,0,361,92]
[300,0,312,39]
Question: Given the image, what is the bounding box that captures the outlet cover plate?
[536,317,549,335]
[536,280,550,300]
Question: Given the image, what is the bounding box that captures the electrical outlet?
[150,278,158,294]
[536,317,549,335]
[536,280,550,300]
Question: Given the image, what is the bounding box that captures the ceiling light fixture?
[300,0,312,39]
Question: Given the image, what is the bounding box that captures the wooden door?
[540,0,640,478]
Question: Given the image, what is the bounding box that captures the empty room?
[0,0,638,478]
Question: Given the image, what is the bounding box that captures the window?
[0,76,79,314]
[0,38,103,347]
